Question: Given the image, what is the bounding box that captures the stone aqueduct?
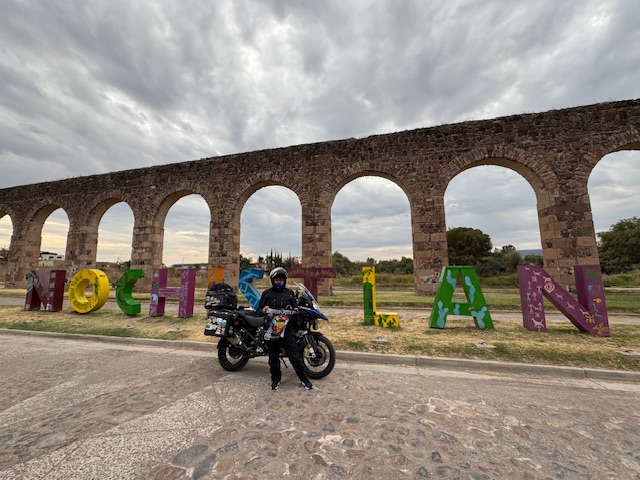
[1,99,639,295]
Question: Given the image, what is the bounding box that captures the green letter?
[116,269,144,316]
[429,266,493,329]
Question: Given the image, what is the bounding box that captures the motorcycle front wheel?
[301,334,336,379]
[217,338,250,371]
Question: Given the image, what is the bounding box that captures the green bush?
[603,269,640,287]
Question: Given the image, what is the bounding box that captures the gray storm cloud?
[0,0,638,264]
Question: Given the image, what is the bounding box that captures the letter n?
[25,270,66,311]
[517,265,610,337]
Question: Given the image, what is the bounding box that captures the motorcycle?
[204,282,336,379]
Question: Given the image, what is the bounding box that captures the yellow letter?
[68,269,110,314]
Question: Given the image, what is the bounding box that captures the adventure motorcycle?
[204,282,336,379]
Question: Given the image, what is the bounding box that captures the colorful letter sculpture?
[429,266,493,329]
[115,269,144,316]
[150,268,196,318]
[238,268,264,309]
[207,267,223,288]
[362,266,399,328]
[286,267,337,300]
[25,270,66,312]
[517,265,610,337]
[68,269,110,314]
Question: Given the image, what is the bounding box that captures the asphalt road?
[1,334,639,479]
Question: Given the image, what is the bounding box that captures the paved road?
[1,334,639,479]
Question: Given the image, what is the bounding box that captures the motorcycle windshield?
[295,282,323,307]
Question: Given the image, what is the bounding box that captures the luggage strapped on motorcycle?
[204,283,238,310]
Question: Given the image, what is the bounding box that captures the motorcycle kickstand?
[280,357,289,369]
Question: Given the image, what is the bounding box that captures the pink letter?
[25,270,66,312]
[149,268,196,318]
[517,265,609,337]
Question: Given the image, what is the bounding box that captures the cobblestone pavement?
[1,334,639,480]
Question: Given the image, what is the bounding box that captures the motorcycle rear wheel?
[302,334,336,379]
[217,338,250,371]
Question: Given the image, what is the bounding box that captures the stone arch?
[329,171,413,209]
[444,164,540,258]
[85,191,137,226]
[154,189,211,228]
[0,206,15,255]
[330,171,414,258]
[235,180,302,218]
[438,148,555,281]
[94,199,136,263]
[157,189,211,266]
[30,204,70,267]
[584,129,640,176]
[230,174,303,222]
[69,191,138,267]
[444,146,550,193]
[238,182,303,264]
[588,149,640,238]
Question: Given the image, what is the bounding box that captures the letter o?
[68,269,110,314]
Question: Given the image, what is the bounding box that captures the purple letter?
[150,268,196,318]
[25,270,66,312]
[517,265,609,337]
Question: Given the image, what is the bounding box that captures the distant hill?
[518,249,543,256]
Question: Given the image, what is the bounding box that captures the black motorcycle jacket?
[257,286,298,313]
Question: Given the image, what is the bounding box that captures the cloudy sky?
[1,0,639,265]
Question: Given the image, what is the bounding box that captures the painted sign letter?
[238,268,264,309]
[517,265,609,337]
[115,269,144,316]
[149,268,196,318]
[429,266,493,329]
[362,266,399,328]
[25,270,66,312]
[68,269,110,314]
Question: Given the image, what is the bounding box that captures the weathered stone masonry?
[1,99,639,294]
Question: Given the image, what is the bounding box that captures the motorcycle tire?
[217,338,250,371]
[302,334,336,379]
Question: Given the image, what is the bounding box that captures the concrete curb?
[2,327,640,383]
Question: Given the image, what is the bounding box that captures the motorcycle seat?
[236,311,264,328]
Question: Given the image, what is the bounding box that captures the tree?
[502,251,522,274]
[239,254,252,270]
[332,252,355,276]
[597,217,640,274]
[500,245,517,254]
[446,227,492,266]
[523,254,543,266]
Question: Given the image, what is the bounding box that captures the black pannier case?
[204,311,235,337]
[204,283,238,310]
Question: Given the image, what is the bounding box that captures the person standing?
[258,267,313,391]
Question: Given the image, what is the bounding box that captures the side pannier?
[204,311,235,337]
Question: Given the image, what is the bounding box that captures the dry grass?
[1,304,639,372]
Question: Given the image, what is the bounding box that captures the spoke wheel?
[217,338,249,371]
[302,334,336,379]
